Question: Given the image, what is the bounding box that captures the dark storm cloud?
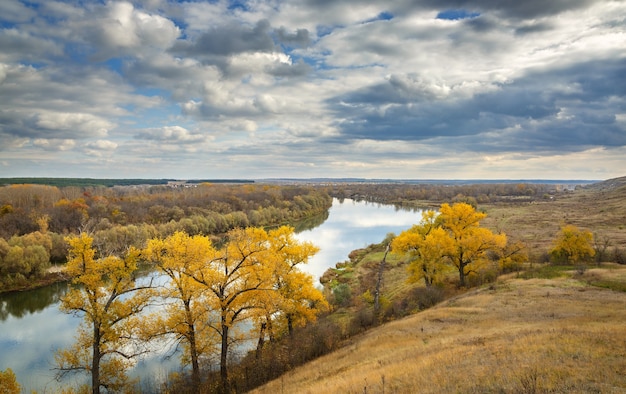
[331,58,626,153]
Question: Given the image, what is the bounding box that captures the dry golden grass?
[251,268,626,394]
[481,186,626,253]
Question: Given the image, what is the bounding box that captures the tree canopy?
[55,233,154,394]
[393,203,507,287]
[550,224,595,264]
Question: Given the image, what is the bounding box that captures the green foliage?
[332,283,352,307]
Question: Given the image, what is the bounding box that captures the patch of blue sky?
[436,9,480,20]
[316,24,341,39]
[227,0,250,12]
[134,87,171,98]
[104,58,125,74]
[0,21,16,29]
[363,11,394,24]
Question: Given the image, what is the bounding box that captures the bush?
[383,286,444,320]
[332,283,352,307]
[411,286,445,310]
[613,247,626,265]
[348,307,376,335]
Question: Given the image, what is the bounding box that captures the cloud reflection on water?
[296,199,422,281]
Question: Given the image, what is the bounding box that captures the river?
[0,198,422,392]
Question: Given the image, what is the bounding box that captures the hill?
[480,176,626,254]
[585,175,626,192]
[251,267,626,393]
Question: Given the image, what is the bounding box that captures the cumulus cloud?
[33,138,76,151]
[85,139,118,151]
[0,0,623,179]
[0,0,35,23]
[135,126,206,143]
[71,1,181,61]
[172,19,274,58]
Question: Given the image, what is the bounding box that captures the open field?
[252,266,626,393]
[481,184,626,256]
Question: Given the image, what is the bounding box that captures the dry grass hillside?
[252,266,626,394]
[481,180,626,254]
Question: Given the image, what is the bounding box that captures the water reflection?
[295,198,422,282]
[0,281,69,321]
[0,198,421,392]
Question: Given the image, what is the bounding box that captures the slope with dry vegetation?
[252,266,626,393]
[247,178,626,394]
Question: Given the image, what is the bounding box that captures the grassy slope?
[252,267,626,393]
[250,180,626,393]
[480,182,626,253]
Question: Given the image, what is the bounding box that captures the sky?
[0,0,625,180]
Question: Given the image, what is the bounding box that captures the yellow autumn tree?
[550,224,595,264]
[182,225,324,393]
[143,231,218,391]
[0,368,21,394]
[439,203,507,287]
[253,226,327,350]
[392,210,454,286]
[55,233,154,394]
[185,227,275,393]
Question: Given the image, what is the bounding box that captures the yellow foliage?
[0,368,21,394]
[551,224,595,264]
[57,233,153,393]
[395,203,507,287]
[392,210,454,286]
[143,231,219,388]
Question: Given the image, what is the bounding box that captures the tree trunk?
[220,317,230,394]
[92,325,101,394]
[458,261,466,287]
[267,315,275,343]
[374,244,390,316]
[286,313,294,336]
[188,323,200,391]
[256,322,266,358]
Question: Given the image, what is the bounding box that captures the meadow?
[252,267,626,393]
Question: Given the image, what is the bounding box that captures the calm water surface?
[0,198,422,392]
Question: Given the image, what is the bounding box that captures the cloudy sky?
[0,0,624,180]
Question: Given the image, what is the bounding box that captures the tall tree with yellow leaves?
[185,227,274,393]
[392,210,455,287]
[183,226,323,393]
[254,226,327,347]
[55,233,154,394]
[439,203,507,287]
[143,231,218,391]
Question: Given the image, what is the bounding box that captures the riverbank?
[0,269,68,295]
